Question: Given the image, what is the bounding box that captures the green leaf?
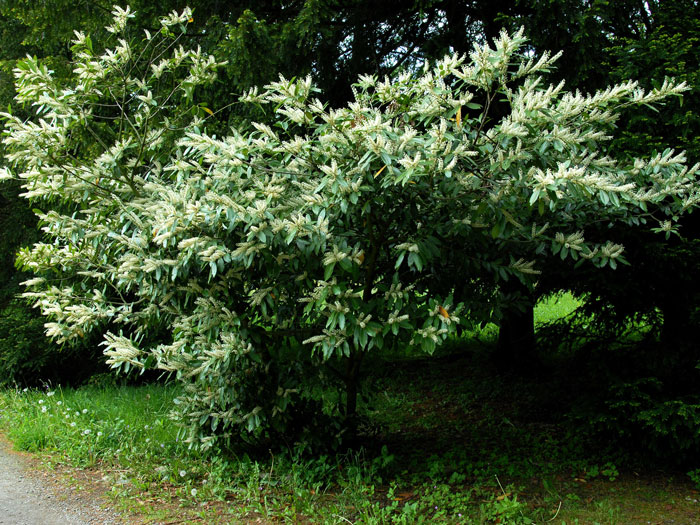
[395,252,405,269]
[529,189,540,206]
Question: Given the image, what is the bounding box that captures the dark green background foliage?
[0,300,109,386]
[502,1,700,461]
[0,176,107,384]
[1,0,699,462]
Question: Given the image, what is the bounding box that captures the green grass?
[0,383,182,465]
[0,379,548,523]
[534,292,582,324]
[1,293,698,524]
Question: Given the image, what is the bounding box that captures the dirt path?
[0,437,124,524]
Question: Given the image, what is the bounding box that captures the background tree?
[497,0,700,361]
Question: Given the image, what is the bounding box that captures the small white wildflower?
[146,438,151,443]
[57,401,62,406]
[179,470,187,477]
[47,391,55,397]
[97,431,103,437]
[70,422,76,427]
[38,399,44,404]
[82,409,88,414]
[41,406,47,413]
[190,488,197,497]
[83,429,91,435]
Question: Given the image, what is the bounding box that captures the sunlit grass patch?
[534,291,583,324]
[0,384,183,466]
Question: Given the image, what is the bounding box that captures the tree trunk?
[343,350,364,437]
[660,299,691,348]
[495,281,538,374]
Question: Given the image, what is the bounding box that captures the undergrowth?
[0,293,698,524]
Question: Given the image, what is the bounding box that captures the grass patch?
[534,292,582,325]
[0,384,182,467]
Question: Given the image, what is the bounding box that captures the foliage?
[537,307,700,466]
[0,180,36,294]
[0,1,542,390]
[2,6,698,449]
[0,299,98,386]
[0,183,101,387]
[506,0,700,353]
[602,0,700,352]
[0,3,537,384]
[503,0,660,91]
[688,468,700,490]
[0,0,526,110]
[608,0,700,161]
[0,10,76,385]
[576,378,700,466]
[583,462,619,482]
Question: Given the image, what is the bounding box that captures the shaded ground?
[338,350,700,524]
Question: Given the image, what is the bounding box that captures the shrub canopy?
[2,6,698,448]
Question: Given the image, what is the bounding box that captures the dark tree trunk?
[343,350,364,437]
[660,297,692,349]
[495,281,538,374]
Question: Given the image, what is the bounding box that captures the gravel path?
[0,438,125,524]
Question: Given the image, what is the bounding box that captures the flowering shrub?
[1,6,698,448]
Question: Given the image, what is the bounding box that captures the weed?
[688,468,700,489]
[584,462,620,482]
